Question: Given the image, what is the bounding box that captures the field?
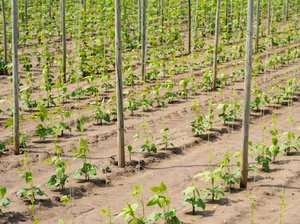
[0,0,300,223]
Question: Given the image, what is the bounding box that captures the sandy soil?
[1,16,300,224]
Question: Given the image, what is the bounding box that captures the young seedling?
[44,141,69,191]
[54,106,71,137]
[218,149,241,191]
[195,152,224,202]
[117,184,147,223]
[159,120,173,149]
[280,131,300,155]
[125,91,139,115]
[182,182,206,215]
[0,186,11,215]
[134,122,157,154]
[217,102,235,124]
[18,151,46,223]
[250,88,270,111]
[279,191,286,224]
[190,101,210,136]
[248,193,256,224]
[147,182,180,224]
[269,113,280,162]
[0,141,6,156]
[72,138,97,181]
[205,100,214,130]
[101,207,114,224]
[279,114,300,156]
[76,115,89,132]
[178,77,190,99]
[31,106,53,141]
[90,100,111,125]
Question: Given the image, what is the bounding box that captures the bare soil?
[1,19,300,224]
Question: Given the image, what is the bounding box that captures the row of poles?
[1,0,288,188]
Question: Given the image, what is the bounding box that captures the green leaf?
[1,198,11,207]
[160,182,167,192]
[0,186,7,198]
[146,195,159,206]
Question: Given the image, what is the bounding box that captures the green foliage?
[76,115,89,132]
[182,182,206,215]
[250,88,270,111]
[280,131,300,155]
[72,138,97,181]
[250,142,272,172]
[195,152,224,202]
[125,92,139,115]
[44,143,69,191]
[217,102,237,124]
[101,207,114,224]
[0,186,11,215]
[90,101,110,125]
[218,150,241,190]
[0,141,6,155]
[159,120,173,149]
[134,123,157,154]
[35,124,53,141]
[147,182,180,224]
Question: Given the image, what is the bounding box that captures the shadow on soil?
[3,211,28,223]
[185,209,215,217]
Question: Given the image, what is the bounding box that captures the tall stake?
[12,0,20,155]
[1,0,7,66]
[286,0,289,21]
[138,0,141,32]
[160,0,164,44]
[115,0,125,168]
[255,0,260,53]
[267,0,271,36]
[24,0,28,27]
[212,0,220,90]
[61,0,67,83]
[240,0,254,189]
[141,0,146,81]
[187,0,191,54]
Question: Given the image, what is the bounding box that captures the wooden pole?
[212,0,220,90]
[141,0,147,81]
[160,0,164,44]
[255,0,260,53]
[1,0,7,66]
[138,0,141,32]
[225,0,229,25]
[12,0,20,155]
[24,0,28,27]
[115,0,125,168]
[61,0,67,83]
[267,0,271,36]
[240,0,254,189]
[187,0,191,54]
[286,0,289,20]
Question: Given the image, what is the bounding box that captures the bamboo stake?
[61,0,67,83]
[255,0,260,53]
[138,0,141,32]
[187,0,191,54]
[24,0,28,27]
[240,0,254,189]
[141,0,147,81]
[212,0,220,90]
[115,0,125,168]
[161,0,164,44]
[12,0,20,155]
[267,0,271,36]
[1,0,7,66]
[286,0,289,20]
